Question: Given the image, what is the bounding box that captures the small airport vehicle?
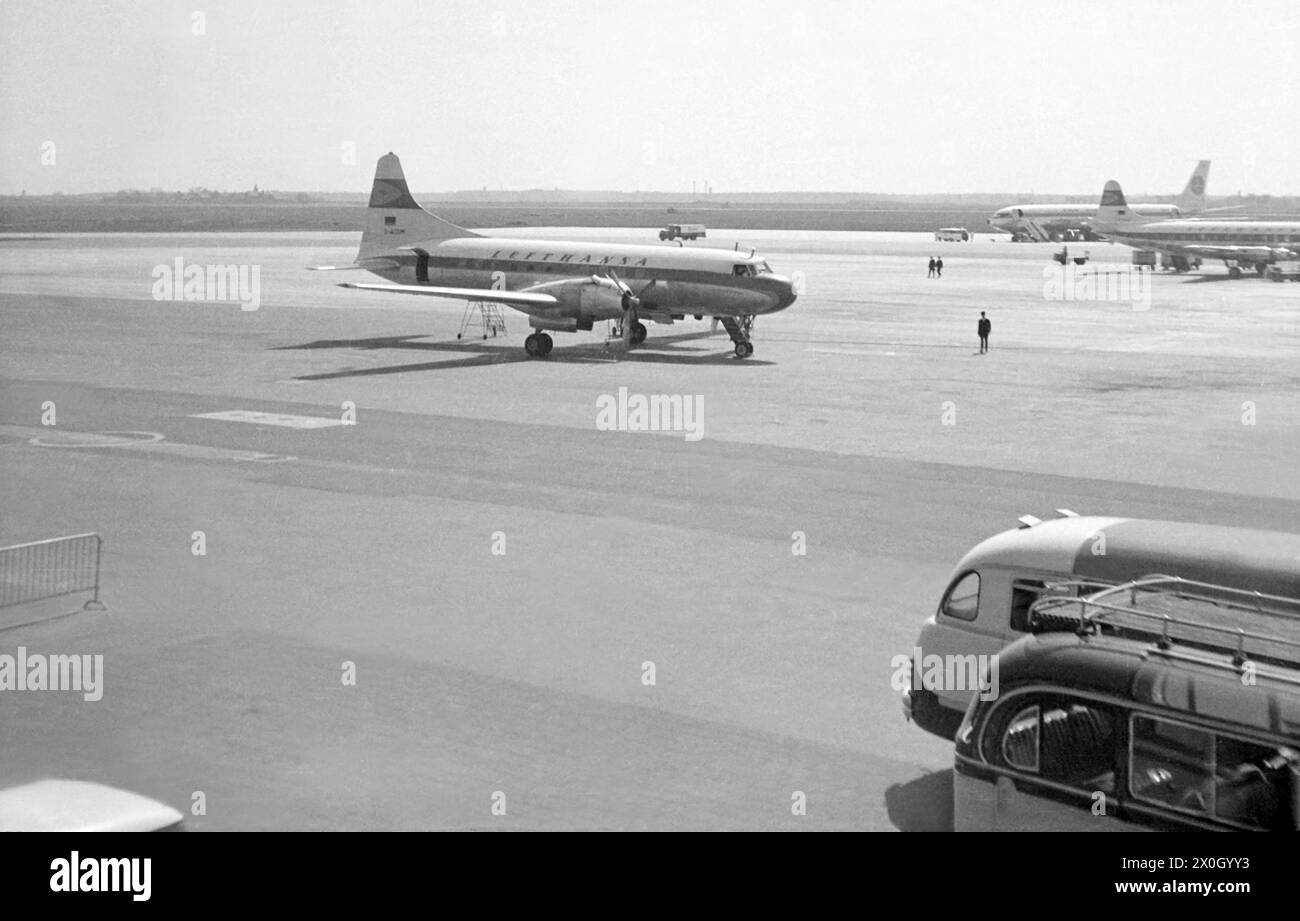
[659,223,707,241]
[0,779,184,831]
[902,513,1300,740]
[1161,252,1203,272]
[1131,249,1158,269]
[1268,260,1300,282]
[935,227,971,242]
[1053,246,1088,266]
[953,577,1300,831]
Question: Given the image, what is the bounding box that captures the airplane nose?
[770,275,798,311]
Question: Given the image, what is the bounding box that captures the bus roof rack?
[1029,574,1300,673]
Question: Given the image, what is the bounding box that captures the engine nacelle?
[523,277,632,321]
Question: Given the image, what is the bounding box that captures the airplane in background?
[312,153,798,359]
[988,161,1211,242]
[1092,180,1300,277]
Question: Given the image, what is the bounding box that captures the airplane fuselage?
[367,236,797,328]
[988,202,1182,238]
[1098,220,1300,251]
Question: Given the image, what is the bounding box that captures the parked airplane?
[314,153,798,358]
[1092,180,1300,277]
[988,161,1210,242]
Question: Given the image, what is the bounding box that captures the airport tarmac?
[1,229,1298,830]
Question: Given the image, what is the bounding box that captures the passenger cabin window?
[940,571,980,622]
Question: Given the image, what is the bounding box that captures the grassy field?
[0,199,1002,234]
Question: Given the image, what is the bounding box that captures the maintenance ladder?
[457,300,508,340]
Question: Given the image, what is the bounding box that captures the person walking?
[936,256,944,278]
[927,256,936,278]
[977,311,991,354]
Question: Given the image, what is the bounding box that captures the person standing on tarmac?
[928,256,936,278]
[936,256,944,278]
[977,311,991,354]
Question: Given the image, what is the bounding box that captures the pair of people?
[927,257,944,278]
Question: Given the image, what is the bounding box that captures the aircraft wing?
[337,282,558,307]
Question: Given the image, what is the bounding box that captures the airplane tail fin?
[1093,180,1139,232]
[358,152,477,261]
[1174,160,1210,214]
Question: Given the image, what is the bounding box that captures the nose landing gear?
[718,315,756,359]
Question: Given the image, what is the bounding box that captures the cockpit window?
[756,261,772,274]
[733,264,756,277]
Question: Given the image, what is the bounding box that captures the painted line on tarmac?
[1,426,293,463]
[805,347,899,356]
[192,410,347,428]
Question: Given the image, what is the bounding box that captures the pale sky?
[2,0,1297,195]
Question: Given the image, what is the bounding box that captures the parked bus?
[902,513,1300,739]
[953,577,1300,831]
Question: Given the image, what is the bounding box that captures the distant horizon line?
[5,188,1297,202]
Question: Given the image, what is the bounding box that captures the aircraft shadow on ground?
[274,329,774,380]
[884,769,955,832]
[1180,274,1260,284]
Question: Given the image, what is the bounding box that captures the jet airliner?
[988,161,1211,241]
[1092,180,1300,277]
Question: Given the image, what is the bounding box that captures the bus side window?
[1215,737,1300,830]
[986,695,1116,793]
[1000,705,1040,772]
[1130,715,1215,816]
[1009,579,1046,632]
[940,571,980,622]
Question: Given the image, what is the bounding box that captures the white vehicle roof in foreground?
[0,779,183,832]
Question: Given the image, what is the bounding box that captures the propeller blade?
[623,304,637,347]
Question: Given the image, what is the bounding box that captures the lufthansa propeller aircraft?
[315,153,798,358]
[1092,180,1300,277]
[988,161,1211,242]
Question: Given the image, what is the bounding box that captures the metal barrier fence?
[0,533,103,610]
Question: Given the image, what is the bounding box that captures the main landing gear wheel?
[630,321,647,344]
[524,333,553,357]
[734,341,754,359]
[1229,266,1243,279]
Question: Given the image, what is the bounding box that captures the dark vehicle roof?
[995,631,1300,741]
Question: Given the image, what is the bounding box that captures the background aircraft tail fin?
[358,152,477,260]
[1174,160,1210,214]
[1093,180,1138,232]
